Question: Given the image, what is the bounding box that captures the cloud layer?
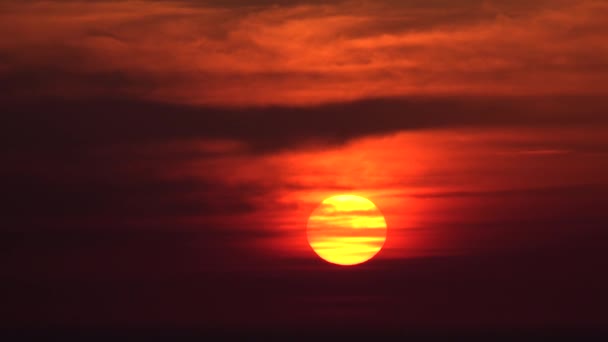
[1,0,607,105]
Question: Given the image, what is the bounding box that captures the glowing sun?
[307,195,387,266]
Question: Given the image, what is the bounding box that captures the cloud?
[3,96,608,157]
[2,175,261,225]
[407,183,608,199]
[0,0,607,105]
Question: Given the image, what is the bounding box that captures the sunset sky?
[3,0,608,337]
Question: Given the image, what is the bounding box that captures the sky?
[2,0,608,337]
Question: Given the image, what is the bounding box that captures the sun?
[307,195,387,266]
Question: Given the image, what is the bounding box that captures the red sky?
[2,0,608,337]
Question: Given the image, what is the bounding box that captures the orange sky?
[2,1,608,265]
[3,0,608,332]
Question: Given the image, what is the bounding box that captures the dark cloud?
[3,95,608,155]
[2,171,269,231]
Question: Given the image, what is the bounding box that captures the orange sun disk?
[307,195,387,266]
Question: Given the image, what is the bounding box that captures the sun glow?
[307,195,387,266]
